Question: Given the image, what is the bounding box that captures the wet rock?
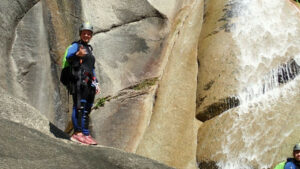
[196,97,239,121]
[198,161,218,169]
[196,0,241,121]
[197,78,300,168]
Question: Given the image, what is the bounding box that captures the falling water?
[216,0,300,168]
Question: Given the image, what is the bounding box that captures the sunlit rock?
[0,118,174,169]
[136,0,204,169]
[196,0,300,168]
[197,77,300,169]
[81,0,161,32]
[91,80,157,152]
[196,0,241,121]
[91,17,168,96]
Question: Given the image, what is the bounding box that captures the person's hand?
[76,45,87,57]
[92,81,100,94]
[96,84,100,94]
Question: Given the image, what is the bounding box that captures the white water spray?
[216,0,300,168]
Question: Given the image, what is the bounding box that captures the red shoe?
[71,132,87,144]
[84,135,97,145]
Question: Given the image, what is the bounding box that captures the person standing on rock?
[274,143,300,169]
[63,22,100,145]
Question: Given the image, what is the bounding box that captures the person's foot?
[71,132,87,144]
[84,135,97,145]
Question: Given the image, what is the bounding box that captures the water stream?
[216,0,300,168]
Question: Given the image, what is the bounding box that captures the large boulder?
[135,0,204,169]
[81,0,162,32]
[196,0,300,121]
[91,82,157,152]
[1,0,82,130]
[0,118,174,169]
[0,87,51,135]
[196,0,242,121]
[9,2,60,127]
[196,0,300,168]
[91,17,168,96]
[197,77,300,168]
[0,0,39,93]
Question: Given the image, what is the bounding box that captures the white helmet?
[79,22,93,35]
[293,143,300,151]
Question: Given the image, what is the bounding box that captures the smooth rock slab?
[0,118,174,169]
[91,17,168,96]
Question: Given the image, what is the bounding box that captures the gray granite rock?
[0,118,174,169]
[81,0,163,32]
[91,17,168,96]
[91,83,157,152]
[0,0,39,93]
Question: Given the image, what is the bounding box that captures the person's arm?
[92,68,100,94]
[66,43,79,60]
[284,161,297,169]
[92,69,97,82]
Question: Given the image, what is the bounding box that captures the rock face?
[91,17,168,96]
[0,118,174,169]
[197,78,300,168]
[0,0,204,168]
[10,2,58,127]
[0,87,51,136]
[136,1,204,169]
[196,0,241,121]
[91,84,157,152]
[196,0,300,168]
[0,0,39,94]
[1,0,300,169]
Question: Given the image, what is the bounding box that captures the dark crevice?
[196,96,240,121]
[93,15,166,35]
[203,80,214,91]
[204,0,246,38]
[49,122,70,140]
[198,161,219,169]
[277,59,300,84]
[93,77,158,109]
[15,0,26,19]
[125,77,158,90]
[196,59,300,122]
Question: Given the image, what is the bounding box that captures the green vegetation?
[92,77,159,110]
[131,77,158,90]
[93,96,111,110]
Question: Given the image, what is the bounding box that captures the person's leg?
[81,85,95,136]
[71,93,81,132]
[82,85,97,145]
[70,85,87,144]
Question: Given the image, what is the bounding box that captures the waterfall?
[216,0,300,168]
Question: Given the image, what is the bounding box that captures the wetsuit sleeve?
[66,43,79,59]
[92,69,98,82]
[284,162,297,169]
